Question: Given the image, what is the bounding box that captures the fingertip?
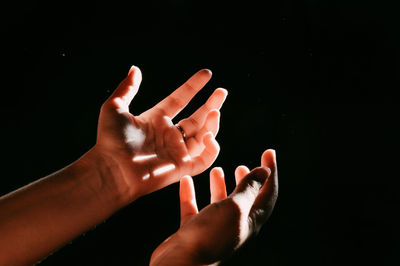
[207,109,220,119]
[203,131,214,141]
[204,131,220,151]
[210,166,224,178]
[129,64,140,71]
[180,175,193,184]
[235,165,250,184]
[203,68,212,75]
[261,149,277,168]
[235,165,250,173]
[270,149,276,161]
[128,65,142,82]
[217,87,228,97]
[194,69,212,80]
[128,65,136,75]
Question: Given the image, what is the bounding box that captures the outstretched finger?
[104,65,142,111]
[190,132,220,175]
[250,149,278,232]
[144,69,212,119]
[210,167,227,203]
[235,165,250,185]
[180,175,198,227]
[178,88,227,138]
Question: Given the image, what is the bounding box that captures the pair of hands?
[94,66,278,265]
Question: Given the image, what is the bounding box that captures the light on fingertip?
[213,166,223,172]
[128,65,136,75]
[218,88,228,95]
[181,175,192,182]
[211,167,224,176]
[268,149,277,163]
[204,69,212,75]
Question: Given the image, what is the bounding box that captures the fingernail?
[204,69,212,75]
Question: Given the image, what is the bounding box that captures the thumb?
[106,65,142,110]
[229,167,271,245]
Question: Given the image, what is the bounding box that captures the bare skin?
[0,66,227,265]
[150,149,278,266]
[97,66,228,200]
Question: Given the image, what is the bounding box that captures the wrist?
[150,232,207,266]
[77,146,137,209]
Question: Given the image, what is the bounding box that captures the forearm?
[0,147,130,265]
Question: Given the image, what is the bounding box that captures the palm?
[96,66,227,198]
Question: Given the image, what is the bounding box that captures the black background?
[1,0,398,265]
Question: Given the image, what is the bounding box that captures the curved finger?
[178,88,227,138]
[190,132,220,175]
[104,65,142,111]
[145,69,212,118]
[250,149,278,233]
[210,167,227,203]
[180,175,198,227]
[185,110,220,158]
[194,109,220,139]
[234,165,250,185]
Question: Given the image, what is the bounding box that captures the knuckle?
[189,117,200,129]
[184,82,196,93]
[169,96,184,109]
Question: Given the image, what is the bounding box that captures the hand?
[150,149,278,266]
[93,66,227,202]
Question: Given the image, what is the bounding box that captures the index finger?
[145,69,212,118]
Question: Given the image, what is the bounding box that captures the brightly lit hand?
[95,66,227,201]
[150,150,278,266]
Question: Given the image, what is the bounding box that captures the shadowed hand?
[150,149,278,266]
